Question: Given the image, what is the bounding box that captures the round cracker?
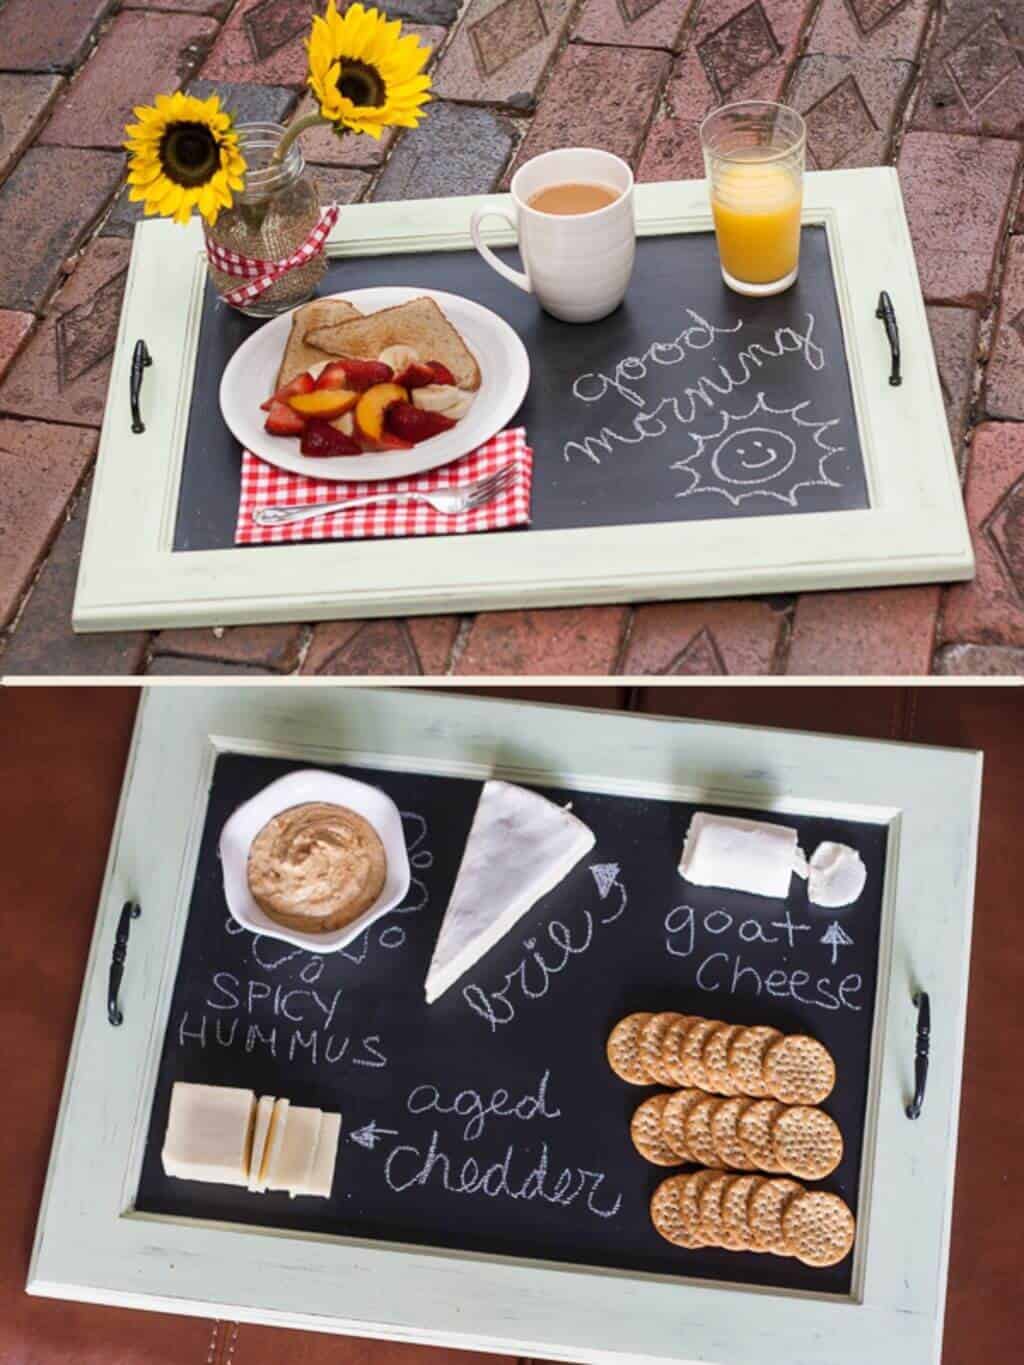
[641,1011,684,1086]
[771,1105,844,1180]
[650,1174,701,1247]
[763,1034,836,1105]
[710,1095,755,1170]
[737,1099,787,1173]
[679,1167,718,1239]
[720,1174,760,1250]
[607,1012,655,1085]
[748,1177,804,1255]
[660,1014,693,1087]
[702,1023,742,1095]
[663,1088,702,1159]
[697,1170,731,1247]
[683,1094,720,1167]
[781,1190,856,1267]
[678,1017,718,1088]
[727,1025,783,1098]
[631,1093,685,1166]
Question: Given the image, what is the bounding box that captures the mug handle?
[469,205,532,294]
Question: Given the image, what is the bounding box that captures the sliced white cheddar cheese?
[294,1110,342,1198]
[253,1097,290,1194]
[267,1105,322,1196]
[161,1082,255,1187]
[425,779,596,1004]
[246,1095,276,1192]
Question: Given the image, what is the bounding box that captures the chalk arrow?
[820,921,854,966]
[590,863,621,900]
[350,1120,399,1151]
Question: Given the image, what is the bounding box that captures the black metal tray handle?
[875,291,902,387]
[108,901,141,1026]
[130,339,152,434]
[906,989,930,1119]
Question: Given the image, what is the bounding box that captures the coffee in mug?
[527,182,621,216]
[469,147,636,324]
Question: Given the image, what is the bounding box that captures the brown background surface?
[1,684,1020,1365]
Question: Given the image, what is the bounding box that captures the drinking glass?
[699,101,806,297]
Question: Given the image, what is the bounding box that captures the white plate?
[218,769,411,953]
[219,286,530,482]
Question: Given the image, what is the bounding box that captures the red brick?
[407,615,461,673]
[434,0,574,107]
[805,0,930,62]
[910,0,1024,140]
[786,586,940,675]
[0,312,34,383]
[0,238,130,427]
[927,304,978,469]
[508,45,670,179]
[788,55,914,170]
[985,235,1024,421]
[621,599,785,675]
[302,619,420,674]
[40,10,219,149]
[0,0,114,74]
[123,0,231,13]
[897,132,1018,307]
[152,624,304,671]
[639,0,806,187]
[934,643,1024,676]
[307,165,370,205]
[941,421,1024,647]
[0,74,63,183]
[0,477,148,675]
[0,147,121,314]
[0,419,95,627]
[571,0,691,52]
[147,655,275,674]
[200,0,327,87]
[454,606,628,675]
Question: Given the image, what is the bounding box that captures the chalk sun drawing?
[672,391,843,508]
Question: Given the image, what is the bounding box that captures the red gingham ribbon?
[236,428,533,544]
[206,203,340,307]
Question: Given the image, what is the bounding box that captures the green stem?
[271,111,325,165]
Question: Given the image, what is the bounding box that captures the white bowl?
[219,769,411,952]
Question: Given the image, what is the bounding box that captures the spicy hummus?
[246,801,387,933]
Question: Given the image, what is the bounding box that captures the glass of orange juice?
[699,101,806,297]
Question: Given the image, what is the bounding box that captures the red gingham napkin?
[236,427,532,544]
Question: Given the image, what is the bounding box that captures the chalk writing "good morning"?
[565,310,824,465]
[665,904,864,1014]
[384,1071,621,1218]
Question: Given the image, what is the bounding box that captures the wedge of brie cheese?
[424,779,595,1004]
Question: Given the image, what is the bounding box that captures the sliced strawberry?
[425,360,456,385]
[375,430,414,451]
[260,371,315,411]
[300,418,362,457]
[384,400,456,444]
[327,357,394,392]
[394,361,438,390]
[314,360,355,391]
[264,399,306,437]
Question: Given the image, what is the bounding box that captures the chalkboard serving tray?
[31,689,980,1365]
[72,170,972,632]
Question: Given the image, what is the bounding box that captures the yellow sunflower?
[307,2,432,140]
[124,92,247,227]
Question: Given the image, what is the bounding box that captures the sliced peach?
[354,382,409,447]
[288,388,359,419]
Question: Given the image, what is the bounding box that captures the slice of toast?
[306,296,481,391]
[275,298,363,389]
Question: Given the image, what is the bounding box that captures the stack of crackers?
[607,1011,855,1268]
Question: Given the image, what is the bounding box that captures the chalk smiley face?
[711,426,797,486]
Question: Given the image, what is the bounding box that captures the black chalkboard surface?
[136,753,888,1296]
[173,228,869,551]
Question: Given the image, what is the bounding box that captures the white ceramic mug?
[469,147,636,324]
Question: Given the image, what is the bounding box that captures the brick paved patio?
[1,0,1022,677]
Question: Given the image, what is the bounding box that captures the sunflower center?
[336,59,386,108]
[159,122,219,187]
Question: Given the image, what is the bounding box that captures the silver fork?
[252,463,519,528]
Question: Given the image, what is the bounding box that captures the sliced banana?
[412,384,475,420]
[329,412,354,435]
[378,344,419,372]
